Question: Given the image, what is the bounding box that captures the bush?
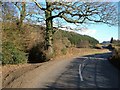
[2,42,27,64]
[76,41,90,48]
[109,48,120,70]
[93,44,102,49]
[109,55,120,70]
[61,47,67,55]
[28,42,49,63]
[107,44,114,50]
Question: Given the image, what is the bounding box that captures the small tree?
[110,37,113,43]
[13,2,26,30]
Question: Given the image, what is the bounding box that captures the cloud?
[77,29,97,36]
[56,23,97,36]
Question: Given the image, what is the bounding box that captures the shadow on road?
[44,58,82,89]
[43,52,120,89]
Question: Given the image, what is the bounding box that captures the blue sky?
[57,22,118,43]
[33,1,119,43]
[79,24,118,43]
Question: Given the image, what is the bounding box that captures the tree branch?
[33,0,46,11]
[14,2,21,11]
[61,14,86,24]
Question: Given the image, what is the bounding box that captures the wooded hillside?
[2,22,99,64]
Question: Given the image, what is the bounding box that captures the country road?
[3,52,120,89]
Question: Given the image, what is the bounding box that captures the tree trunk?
[45,2,54,58]
[17,2,26,30]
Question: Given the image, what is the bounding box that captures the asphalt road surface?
[45,52,120,89]
[4,52,120,89]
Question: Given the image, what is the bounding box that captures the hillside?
[2,23,99,64]
[56,30,99,46]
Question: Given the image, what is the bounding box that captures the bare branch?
[61,14,86,24]
[32,0,46,11]
[51,2,117,26]
[14,2,20,11]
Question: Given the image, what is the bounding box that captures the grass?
[53,47,110,60]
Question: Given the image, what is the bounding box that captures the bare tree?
[2,2,44,29]
[13,2,26,30]
[2,2,18,22]
[29,1,119,58]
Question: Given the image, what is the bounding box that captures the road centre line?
[78,57,90,81]
[79,64,84,81]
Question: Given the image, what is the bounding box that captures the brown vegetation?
[2,21,100,64]
[109,48,120,70]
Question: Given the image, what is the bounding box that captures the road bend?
[4,52,120,89]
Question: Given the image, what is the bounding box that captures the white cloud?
[77,29,97,36]
[55,22,97,36]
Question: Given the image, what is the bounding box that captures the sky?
[1,1,119,43]
[56,22,118,43]
[78,24,118,43]
[2,0,120,2]
[28,1,119,43]
[54,2,119,43]
[35,0,120,2]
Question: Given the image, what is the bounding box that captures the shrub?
[109,48,120,70]
[2,42,27,64]
[107,44,114,50]
[28,42,49,63]
[77,41,90,48]
[93,44,102,49]
[0,52,2,64]
[61,47,67,55]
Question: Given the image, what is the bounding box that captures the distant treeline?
[57,30,99,46]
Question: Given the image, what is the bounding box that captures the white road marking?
[78,56,108,82]
[78,57,89,81]
[80,57,107,60]
[79,64,84,81]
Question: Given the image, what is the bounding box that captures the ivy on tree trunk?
[45,2,54,58]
